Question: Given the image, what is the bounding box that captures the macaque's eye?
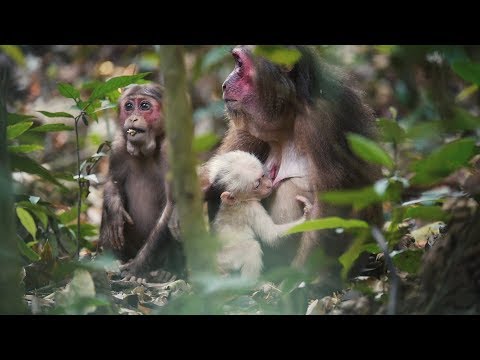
[233,52,243,68]
[140,101,151,111]
[124,102,134,111]
[254,180,260,189]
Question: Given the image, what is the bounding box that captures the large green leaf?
[411,138,476,185]
[253,46,302,67]
[7,113,36,125]
[8,144,44,153]
[320,186,382,211]
[377,118,406,143]
[16,201,50,228]
[287,217,368,235]
[57,83,80,100]
[16,207,37,241]
[30,123,74,132]
[405,205,450,222]
[89,73,150,101]
[0,45,25,66]
[193,133,220,153]
[10,153,64,187]
[16,236,40,262]
[448,108,480,132]
[392,250,423,274]
[347,133,394,170]
[339,231,370,280]
[452,61,480,85]
[37,111,75,119]
[7,121,33,139]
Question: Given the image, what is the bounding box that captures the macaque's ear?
[220,191,236,205]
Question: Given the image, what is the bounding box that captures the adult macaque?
[99,84,184,282]
[209,46,381,286]
[206,150,312,279]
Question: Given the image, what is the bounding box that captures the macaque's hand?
[295,195,313,218]
[109,208,134,250]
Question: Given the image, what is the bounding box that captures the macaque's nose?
[266,179,273,189]
[131,117,138,123]
[222,81,227,91]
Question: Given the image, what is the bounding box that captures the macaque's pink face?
[119,95,163,144]
[222,47,257,113]
[251,170,273,200]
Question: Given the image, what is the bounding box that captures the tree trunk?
[0,69,24,313]
[159,46,216,279]
[419,204,480,314]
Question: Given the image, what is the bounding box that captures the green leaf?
[0,45,25,65]
[392,250,423,274]
[377,118,406,143]
[15,201,50,228]
[452,61,480,85]
[253,46,302,67]
[59,207,78,224]
[30,123,74,132]
[8,144,44,153]
[7,121,33,139]
[347,133,394,170]
[16,236,40,262]
[7,113,36,125]
[200,45,233,72]
[89,73,150,101]
[287,217,369,235]
[449,107,480,132]
[339,231,370,280]
[67,223,98,238]
[55,269,97,315]
[16,207,37,241]
[320,186,382,211]
[37,111,75,118]
[10,153,64,188]
[411,138,476,185]
[193,133,220,153]
[58,83,80,100]
[405,205,450,222]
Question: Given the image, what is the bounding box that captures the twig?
[371,226,398,315]
[74,113,82,258]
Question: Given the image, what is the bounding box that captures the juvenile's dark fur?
[99,84,185,279]
[213,46,382,282]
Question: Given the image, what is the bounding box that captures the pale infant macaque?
[206,150,312,280]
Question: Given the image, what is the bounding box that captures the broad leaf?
[392,250,423,274]
[7,121,33,139]
[193,133,220,153]
[37,111,74,118]
[339,231,370,280]
[16,201,49,228]
[287,217,368,235]
[253,46,302,67]
[411,138,476,185]
[321,186,382,211]
[89,73,150,101]
[11,153,64,187]
[16,207,37,241]
[55,269,97,315]
[57,83,80,100]
[377,118,406,143]
[16,236,40,262]
[7,113,36,125]
[0,45,25,66]
[30,123,74,132]
[405,205,450,222]
[8,144,44,153]
[452,60,480,85]
[347,133,394,169]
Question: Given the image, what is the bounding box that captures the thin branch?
[74,113,82,258]
[371,226,398,315]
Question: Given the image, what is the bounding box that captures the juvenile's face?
[249,169,273,200]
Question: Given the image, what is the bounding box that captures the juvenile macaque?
[99,84,184,282]
[206,150,312,279]
[207,46,382,286]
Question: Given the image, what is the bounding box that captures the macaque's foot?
[120,260,176,284]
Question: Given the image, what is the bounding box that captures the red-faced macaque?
[208,46,382,290]
[99,84,185,282]
[205,150,312,280]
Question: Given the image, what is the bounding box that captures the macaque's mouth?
[224,99,237,103]
[126,127,146,136]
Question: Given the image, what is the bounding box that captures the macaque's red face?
[222,47,257,114]
[250,170,273,200]
[119,94,163,145]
